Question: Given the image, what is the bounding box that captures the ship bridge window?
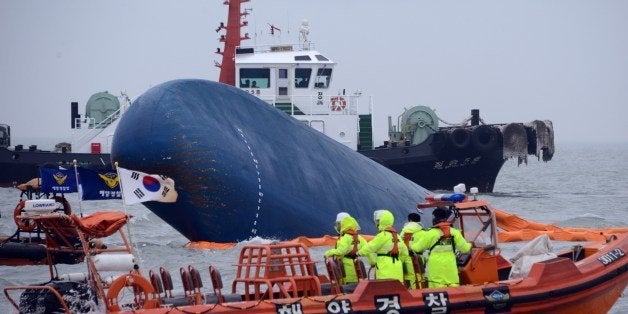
[0,128,7,147]
[314,68,333,89]
[315,54,329,61]
[294,55,311,61]
[279,69,288,79]
[295,68,312,88]
[236,47,254,54]
[239,68,270,88]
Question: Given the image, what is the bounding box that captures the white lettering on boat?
[597,248,625,266]
[375,294,401,313]
[423,291,449,314]
[275,302,302,314]
[326,299,352,313]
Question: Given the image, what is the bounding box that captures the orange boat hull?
[114,234,627,313]
[6,206,626,313]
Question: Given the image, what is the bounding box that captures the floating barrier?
[186,209,628,250]
[494,208,628,242]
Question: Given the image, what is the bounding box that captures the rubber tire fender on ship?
[431,131,449,154]
[448,128,471,150]
[471,125,499,153]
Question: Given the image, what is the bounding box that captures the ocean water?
[0,141,626,313]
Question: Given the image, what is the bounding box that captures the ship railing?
[71,113,116,152]
[71,98,130,152]
[258,94,362,116]
[236,42,316,54]
[232,243,321,301]
[71,117,101,152]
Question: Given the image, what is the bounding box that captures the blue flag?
[40,168,78,193]
[77,167,122,200]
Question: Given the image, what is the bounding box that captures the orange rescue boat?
[3,197,627,313]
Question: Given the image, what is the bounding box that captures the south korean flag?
[117,167,178,205]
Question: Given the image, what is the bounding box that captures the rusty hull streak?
[168,140,226,208]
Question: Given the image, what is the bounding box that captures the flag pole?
[72,159,84,217]
[114,161,143,271]
[72,160,95,282]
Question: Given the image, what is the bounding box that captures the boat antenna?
[268,23,281,35]
[299,19,310,50]
[72,159,84,217]
[119,91,132,111]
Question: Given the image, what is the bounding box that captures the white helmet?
[335,212,350,234]
[336,212,350,223]
[373,210,385,225]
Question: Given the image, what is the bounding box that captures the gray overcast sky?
[1,0,627,148]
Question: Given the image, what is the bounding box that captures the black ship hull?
[0,147,111,187]
[1,102,552,193]
[0,143,506,192]
[359,129,506,192]
[360,119,554,192]
[0,124,548,192]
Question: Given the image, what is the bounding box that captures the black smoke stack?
[71,102,79,129]
[471,109,480,126]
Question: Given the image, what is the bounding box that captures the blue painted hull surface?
[112,80,429,242]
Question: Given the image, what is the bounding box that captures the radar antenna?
[268,23,281,35]
[299,19,310,50]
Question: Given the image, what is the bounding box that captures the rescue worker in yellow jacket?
[400,212,426,288]
[324,213,368,283]
[357,209,409,284]
[411,207,472,288]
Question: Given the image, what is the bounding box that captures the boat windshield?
[0,126,8,147]
[295,68,312,88]
[239,68,270,88]
[314,68,332,89]
[458,205,498,249]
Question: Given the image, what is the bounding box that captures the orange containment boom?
[187,235,377,250]
[186,208,628,250]
[494,207,628,242]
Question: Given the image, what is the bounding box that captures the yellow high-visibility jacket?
[411,223,471,288]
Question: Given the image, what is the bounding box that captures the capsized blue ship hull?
[111,80,429,242]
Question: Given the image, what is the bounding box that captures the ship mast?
[299,19,310,50]
[216,0,251,86]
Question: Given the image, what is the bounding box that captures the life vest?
[435,222,451,238]
[343,229,360,259]
[377,227,400,262]
[429,222,455,252]
[404,230,425,280]
[403,233,413,249]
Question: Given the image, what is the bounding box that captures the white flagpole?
[72,160,93,281]
[114,162,143,271]
[72,159,84,217]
